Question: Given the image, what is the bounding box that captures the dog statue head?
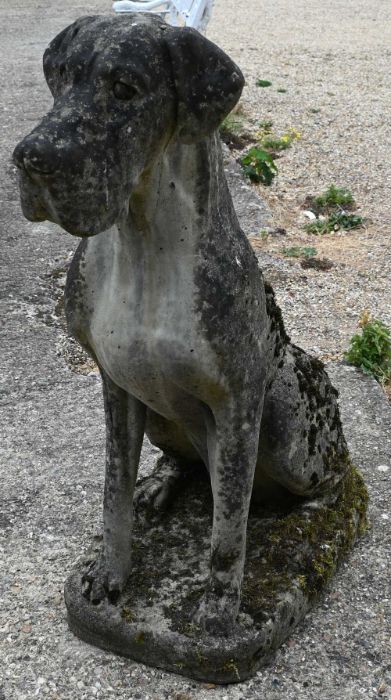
[13,14,244,237]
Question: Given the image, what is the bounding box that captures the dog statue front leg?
[82,369,146,604]
[194,402,262,635]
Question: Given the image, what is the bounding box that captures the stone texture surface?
[0,2,390,699]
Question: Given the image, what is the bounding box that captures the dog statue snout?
[13,137,59,176]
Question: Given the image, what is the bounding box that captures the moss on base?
[242,463,368,618]
[65,462,368,683]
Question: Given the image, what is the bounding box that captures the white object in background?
[113,0,214,32]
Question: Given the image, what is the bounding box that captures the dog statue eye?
[113,81,138,100]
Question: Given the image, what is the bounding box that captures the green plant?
[220,113,245,134]
[256,79,272,88]
[257,122,301,152]
[240,147,278,186]
[277,88,287,93]
[345,312,391,384]
[305,211,364,234]
[314,184,355,211]
[259,119,273,132]
[219,112,253,151]
[283,246,317,258]
[261,136,289,151]
[258,127,301,152]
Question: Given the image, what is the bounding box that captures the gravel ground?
[209,0,391,372]
[0,1,390,699]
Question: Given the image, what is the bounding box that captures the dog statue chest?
[66,229,223,415]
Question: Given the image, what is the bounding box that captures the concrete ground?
[0,2,390,699]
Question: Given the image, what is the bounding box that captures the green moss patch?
[242,464,368,619]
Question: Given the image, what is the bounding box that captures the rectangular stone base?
[65,465,367,683]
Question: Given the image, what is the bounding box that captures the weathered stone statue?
[13,15,367,682]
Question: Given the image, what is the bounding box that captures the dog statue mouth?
[20,192,106,237]
[17,170,114,237]
[46,209,109,238]
[18,178,49,224]
[57,221,104,238]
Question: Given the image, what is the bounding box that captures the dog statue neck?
[122,132,233,243]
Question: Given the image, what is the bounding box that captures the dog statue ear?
[164,28,244,144]
[43,16,97,96]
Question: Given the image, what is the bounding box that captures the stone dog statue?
[14,14,349,636]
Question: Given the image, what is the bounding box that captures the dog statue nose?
[13,138,58,176]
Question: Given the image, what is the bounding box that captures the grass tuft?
[305,211,364,234]
[220,113,244,134]
[258,119,274,132]
[345,311,391,385]
[283,246,317,258]
[313,185,355,212]
[256,79,272,88]
[258,127,301,153]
